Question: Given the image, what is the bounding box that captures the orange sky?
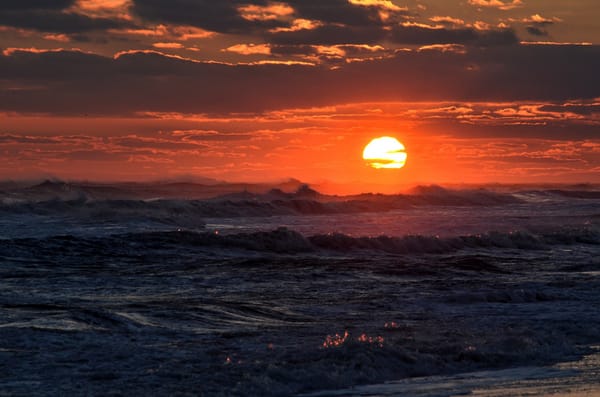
[1,1,599,193]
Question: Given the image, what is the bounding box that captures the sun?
[363,136,407,169]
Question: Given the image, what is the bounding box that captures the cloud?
[263,43,389,64]
[265,20,518,47]
[1,45,599,116]
[390,24,518,46]
[2,101,598,184]
[348,0,407,13]
[131,0,286,34]
[468,0,523,10]
[0,1,75,11]
[224,44,272,55]
[172,130,253,141]
[520,41,593,46]
[522,14,561,25]
[69,0,131,19]
[429,16,466,26]
[113,135,206,150]
[129,0,400,36]
[526,26,547,37]
[0,8,131,33]
[283,0,383,26]
[418,44,467,54]
[152,42,184,49]
[522,14,561,37]
[110,25,214,41]
[238,3,294,21]
[269,18,323,33]
[0,134,62,144]
[539,100,600,116]
[267,24,387,45]
[43,33,72,42]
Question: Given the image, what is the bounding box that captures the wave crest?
[112,226,600,255]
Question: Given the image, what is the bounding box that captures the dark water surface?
[0,185,599,395]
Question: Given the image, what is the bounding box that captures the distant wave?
[308,227,600,253]
[2,181,600,223]
[0,185,526,220]
[9,226,592,256]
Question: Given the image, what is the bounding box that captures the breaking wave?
[0,182,528,219]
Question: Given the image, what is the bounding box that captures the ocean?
[0,181,599,396]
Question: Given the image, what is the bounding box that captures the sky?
[1,0,599,193]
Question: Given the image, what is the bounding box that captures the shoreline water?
[303,346,600,397]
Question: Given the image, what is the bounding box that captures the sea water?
[0,182,598,395]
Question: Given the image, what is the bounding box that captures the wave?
[0,185,530,222]
[312,228,599,253]
[6,226,593,256]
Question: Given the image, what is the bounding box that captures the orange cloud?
[3,99,598,187]
[111,25,214,40]
[111,25,168,37]
[522,14,562,24]
[238,3,294,21]
[468,0,523,10]
[74,0,131,11]
[473,21,492,30]
[400,21,441,29]
[2,47,76,56]
[418,44,467,54]
[309,44,386,60]
[43,34,71,42]
[153,42,184,49]
[429,16,465,26]
[250,60,315,66]
[224,44,272,55]
[314,46,347,57]
[112,50,200,63]
[71,0,132,19]
[520,41,593,46]
[171,26,215,40]
[270,19,323,33]
[348,0,407,12]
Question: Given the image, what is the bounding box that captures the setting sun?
[362,136,407,169]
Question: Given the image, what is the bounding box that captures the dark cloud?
[1,45,599,116]
[268,24,387,45]
[539,103,600,116]
[267,25,519,47]
[275,43,384,55]
[478,29,520,46]
[266,22,517,47]
[0,10,131,33]
[179,132,253,141]
[130,0,388,34]
[0,134,61,144]
[0,50,111,80]
[526,26,548,36]
[390,25,518,46]
[522,14,559,38]
[0,0,74,11]
[131,0,285,34]
[114,136,206,150]
[0,0,516,47]
[268,44,389,64]
[283,0,382,26]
